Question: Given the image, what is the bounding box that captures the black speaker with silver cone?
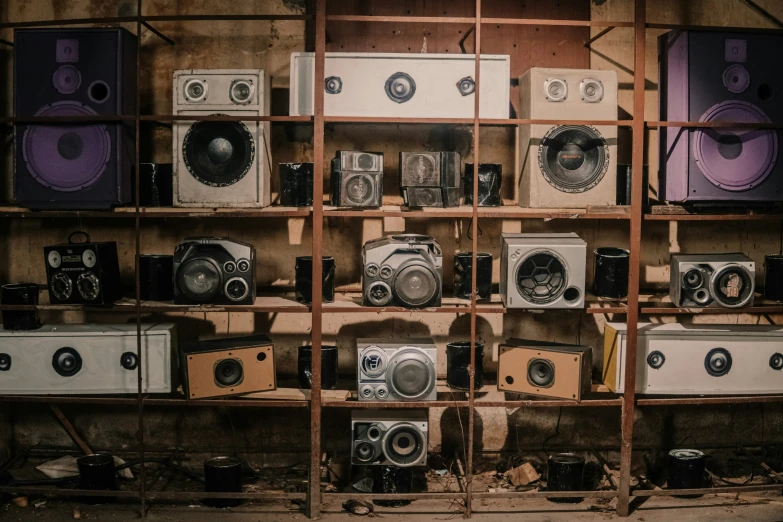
[362,235,443,308]
[357,339,437,402]
[330,150,384,208]
[173,237,255,305]
[670,254,755,308]
[351,410,429,467]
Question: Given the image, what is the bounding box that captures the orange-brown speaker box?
[181,334,276,399]
[498,339,592,401]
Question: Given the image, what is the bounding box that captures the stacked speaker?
[14,29,137,209]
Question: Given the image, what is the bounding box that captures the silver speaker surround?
[351,409,429,467]
[357,338,437,402]
[670,253,755,308]
[362,234,443,308]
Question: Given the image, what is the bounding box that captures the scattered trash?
[31,496,47,508]
[433,469,448,477]
[36,455,133,480]
[72,506,81,519]
[12,496,28,508]
[343,499,374,516]
[504,462,541,487]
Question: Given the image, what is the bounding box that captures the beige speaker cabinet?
[181,334,275,399]
[518,68,618,208]
[498,339,592,401]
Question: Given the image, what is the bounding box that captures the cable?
[542,407,563,457]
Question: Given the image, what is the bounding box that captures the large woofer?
[383,424,425,467]
[388,349,435,400]
[343,172,375,206]
[214,358,244,387]
[182,118,255,187]
[515,251,567,305]
[704,348,732,377]
[538,125,609,193]
[52,347,82,377]
[711,264,754,308]
[22,102,110,192]
[354,441,376,463]
[177,257,223,302]
[527,358,555,388]
[393,263,438,307]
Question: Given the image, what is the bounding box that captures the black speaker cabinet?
[181,334,276,399]
[14,28,137,209]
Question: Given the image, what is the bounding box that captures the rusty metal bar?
[483,18,632,28]
[617,0,645,517]
[472,490,617,499]
[48,405,93,455]
[326,15,474,24]
[585,26,616,48]
[632,483,783,496]
[739,0,783,29]
[144,490,307,500]
[307,0,326,518]
[143,14,311,22]
[0,38,13,47]
[324,492,466,500]
[141,21,175,45]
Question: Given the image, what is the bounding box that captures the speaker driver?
[76,272,101,301]
[178,257,222,302]
[385,72,416,104]
[229,80,254,105]
[324,76,343,95]
[51,272,73,301]
[365,281,393,306]
[647,350,666,369]
[52,347,82,377]
[694,101,777,192]
[770,353,783,371]
[360,347,387,378]
[402,154,438,186]
[52,65,81,95]
[711,264,754,308]
[457,76,475,96]
[214,358,244,387]
[393,264,438,307]
[527,358,555,388]
[580,78,604,103]
[355,441,376,463]
[389,350,434,399]
[22,102,110,192]
[383,424,425,467]
[182,119,255,187]
[0,353,10,372]
[723,64,751,94]
[344,173,374,205]
[683,269,705,289]
[515,251,567,305]
[704,348,732,377]
[544,78,568,102]
[539,125,609,193]
[121,352,138,370]
[224,277,250,302]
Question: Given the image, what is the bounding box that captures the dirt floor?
[2,494,783,522]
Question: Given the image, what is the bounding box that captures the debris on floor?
[504,462,541,487]
[342,499,374,515]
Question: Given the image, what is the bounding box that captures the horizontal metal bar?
[141,21,175,45]
[636,395,783,406]
[0,395,308,408]
[646,22,783,33]
[324,401,470,408]
[483,18,633,28]
[145,490,307,500]
[141,114,312,122]
[647,121,783,128]
[472,490,617,499]
[483,118,634,126]
[0,486,139,497]
[0,16,138,29]
[475,399,623,408]
[0,206,312,219]
[323,492,465,500]
[326,116,475,124]
[327,15,474,24]
[632,483,783,497]
[2,115,135,124]
[645,212,783,221]
[640,305,783,315]
[143,14,311,22]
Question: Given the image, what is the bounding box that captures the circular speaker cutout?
[52,347,82,377]
[0,354,11,372]
[647,351,665,369]
[711,264,754,308]
[215,358,243,387]
[178,257,222,302]
[183,118,255,187]
[388,349,435,400]
[51,272,73,301]
[324,76,343,95]
[722,64,750,94]
[52,65,81,95]
[76,272,100,301]
[385,72,416,103]
[383,424,425,467]
[121,352,138,370]
[770,353,783,371]
[393,264,438,307]
[527,358,555,388]
[87,81,110,104]
[344,173,375,206]
[539,125,609,193]
[704,348,732,377]
[544,78,568,102]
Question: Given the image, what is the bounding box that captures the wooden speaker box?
[498,339,592,401]
[181,334,275,399]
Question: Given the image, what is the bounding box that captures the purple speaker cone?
[722,64,750,94]
[693,100,777,191]
[22,101,110,192]
[52,65,81,95]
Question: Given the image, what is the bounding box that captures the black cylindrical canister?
[279,163,314,207]
[547,453,585,492]
[1,283,41,331]
[140,255,174,301]
[298,345,338,390]
[764,255,783,301]
[667,449,706,490]
[453,252,493,301]
[593,247,630,299]
[295,256,335,304]
[139,163,174,207]
[464,163,502,207]
[78,453,117,492]
[446,341,484,391]
[372,465,413,507]
[204,456,243,508]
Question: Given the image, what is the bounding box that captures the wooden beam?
[48,405,92,455]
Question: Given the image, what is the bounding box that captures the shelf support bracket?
[141,20,175,45]
[739,0,783,29]
[49,404,93,455]
[0,38,13,47]
[584,26,616,48]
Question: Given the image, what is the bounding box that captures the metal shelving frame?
[2,0,783,518]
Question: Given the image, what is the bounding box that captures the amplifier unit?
[351,409,429,467]
[0,323,176,395]
[500,233,586,309]
[44,231,122,305]
[357,339,437,402]
[399,151,461,208]
[331,151,384,208]
[670,253,755,308]
[290,52,510,119]
[604,323,783,395]
[498,339,592,401]
[180,334,275,399]
[174,237,256,305]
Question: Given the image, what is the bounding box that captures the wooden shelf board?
[638,292,783,315]
[635,395,783,406]
[0,206,311,219]
[324,205,630,220]
[646,205,783,221]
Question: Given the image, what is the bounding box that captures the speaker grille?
[182,118,255,187]
[343,172,375,205]
[388,350,433,399]
[394,264,438,307]
[515,252,567,305]
[711,264,754,308]
[538,125,609,193]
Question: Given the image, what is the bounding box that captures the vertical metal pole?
[135,0,147,516]
[617,0,646,516]
[307,0,326,518]
[465,1,481,518]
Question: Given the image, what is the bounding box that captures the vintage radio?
[14,28,137,209]
[290,52,510,119]
[0,324,175,395]
[518,68,618,208]
[173,238,256,305]
[331,151,384,208]
[670,253,755,308]
[44,231,122,305]
[659,31,783,205]
[173,69,271,207]
[362,234,443,308]
[498,339,592,401]
[604,323,783,394]
[399,151,461,208]
[351,409,429,467]
[180,334,275,399]
[357,339,437,402]
[500,233,586,309]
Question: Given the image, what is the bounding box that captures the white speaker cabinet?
[290,52,510,119]
[0,323,177,395]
